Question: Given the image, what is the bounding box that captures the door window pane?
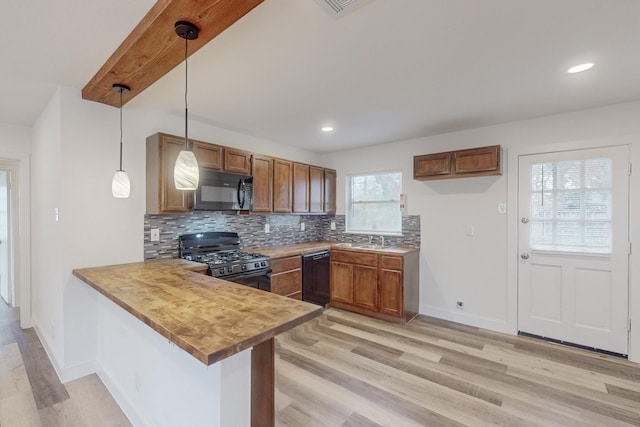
[529,157,612,254]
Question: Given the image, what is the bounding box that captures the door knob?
[521,252,530,260]
[521,217,529,224]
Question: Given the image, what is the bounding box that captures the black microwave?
[194,169,254,211]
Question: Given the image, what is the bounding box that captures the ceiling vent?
[313,0,374,18]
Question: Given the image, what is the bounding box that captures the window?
[346,171,402,234]
[529,157,612,254]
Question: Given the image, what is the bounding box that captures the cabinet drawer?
[271,256,302,274]
[331,250,377,266]
[271,269,302,296]
[379,255,403,270]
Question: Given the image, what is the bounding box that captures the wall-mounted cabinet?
[309,166,325,213]
[192,141,223,170]
[414,145,501,180]
[146,133,193,214]
[224,148,251,175]
[293,163,310,213]
[273,159,293,213]
[323,169,336,214]
[147,132,337,215]
[251,154,273,213]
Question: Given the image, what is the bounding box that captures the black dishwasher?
[302,250,330,306]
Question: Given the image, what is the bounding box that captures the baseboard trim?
[420,304,512,334]
[97,368,150,427]
[31,316,97,383]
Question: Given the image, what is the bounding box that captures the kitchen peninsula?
[73,258,322,427]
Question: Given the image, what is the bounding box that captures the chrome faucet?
[380,236,385,247]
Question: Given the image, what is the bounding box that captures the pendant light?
[173,21,200,191]
[112,84,131,198]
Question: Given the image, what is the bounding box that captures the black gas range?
[178,232,271,291]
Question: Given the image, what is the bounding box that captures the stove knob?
[241,265,247,271]
[218,268,225,275]
[254,262,260,268]
[260,261,266,267]
[227,266,233,273]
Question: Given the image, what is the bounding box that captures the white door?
[518,146,629,355]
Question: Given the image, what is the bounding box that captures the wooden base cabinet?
[270,255,302,300]
[330,249,419,323]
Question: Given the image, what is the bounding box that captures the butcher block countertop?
[251,241,419,259]
[72,259,322,366]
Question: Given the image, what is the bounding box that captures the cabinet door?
[293,163,310,213]
[414,152,452,179]
[224,148,251,174]
[352,265,378,311]
[453,145,500,175]
[309,166,324,213]
[324,169,336,214]
[273,159,293,213]
[161,135,192,213]
[330,262,353,304]
[251,155,273,213]
[192,141,222,170]
[379,269,403,317]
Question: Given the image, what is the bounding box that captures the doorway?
[0,170,10,304]
[517,146,630,355]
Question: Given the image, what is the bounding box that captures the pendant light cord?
[119,87,124,171]
[184,35,189,151]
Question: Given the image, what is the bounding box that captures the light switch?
[465,225,475,236]
[497,202,507,214]
[264,223,270,234]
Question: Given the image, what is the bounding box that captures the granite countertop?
[249,241,419,259]
[72,259,322,365]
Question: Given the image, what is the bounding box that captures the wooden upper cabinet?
[273,159,293,213]
[224,148,251,175]
[192,141,223,170]
[293,163,310,213]
[324,168,337,214]
[454,145,501,176]
[414,145,501,180]
[309,166,325,213]
[414,152,452,179]
[251,155,273,213]
[146,133,193,214]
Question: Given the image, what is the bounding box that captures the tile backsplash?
[144,213,420,259]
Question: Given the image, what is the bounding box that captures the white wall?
[319,100,640,362]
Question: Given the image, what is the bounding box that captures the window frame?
[345,170,403,236]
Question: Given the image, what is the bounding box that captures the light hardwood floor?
[2,300,639,426]
[0,301,131,426]
[275,308,640,427]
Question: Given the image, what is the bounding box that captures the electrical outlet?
[330,221,336,230]
[300,222,305,231]
[150,228,160,242]
[456,301,464,309]
[465,225,475,236]
[264,223,270,234]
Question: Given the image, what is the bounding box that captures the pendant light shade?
[173,21,200,191]
[112,84,131,198]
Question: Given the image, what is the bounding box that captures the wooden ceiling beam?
[82,0,263,107]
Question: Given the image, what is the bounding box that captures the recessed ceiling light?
[321,126,334,132]
[567,63,594,74]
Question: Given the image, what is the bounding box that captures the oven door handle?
[222,269,271,281]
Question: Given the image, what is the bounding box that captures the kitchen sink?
[353,244,385,249]
[334,242,354,247]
